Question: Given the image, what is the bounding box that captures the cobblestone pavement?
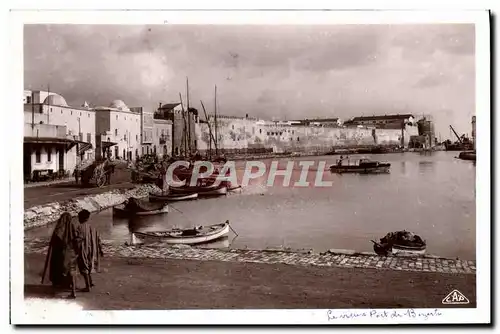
[24,238,476,275]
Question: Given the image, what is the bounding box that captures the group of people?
[42,209,103,299]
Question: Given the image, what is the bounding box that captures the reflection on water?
[26,151,476,260]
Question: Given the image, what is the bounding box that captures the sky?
[24,24,475,138]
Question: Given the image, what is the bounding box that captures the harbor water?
[26,151,476,260]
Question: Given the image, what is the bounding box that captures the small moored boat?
[457,151,476,161]
[113,197,169,216]
[330,158,391,174]
[198,186,227,197]
[169,183,221,194]
[149,192,199,202]
[371,230,426,256]
[113,204,169,216]
[130,221,231,245]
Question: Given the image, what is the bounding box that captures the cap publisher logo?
[442,289,470,305]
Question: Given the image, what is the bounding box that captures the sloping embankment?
[24,184,160,230]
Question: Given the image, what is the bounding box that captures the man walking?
[76,209,104,292]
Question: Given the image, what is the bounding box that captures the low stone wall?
[24,239,476,275]
[24,184,161,230]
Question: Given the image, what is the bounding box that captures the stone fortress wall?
[195,114,419,154]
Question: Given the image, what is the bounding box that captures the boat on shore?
[371,230,426,256]
[149,192,199,202]
[329,158,391,174]
[130,221,230,245]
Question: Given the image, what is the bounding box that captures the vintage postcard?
[9,9,490,325]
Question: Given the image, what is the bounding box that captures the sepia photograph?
[10,9,490,325]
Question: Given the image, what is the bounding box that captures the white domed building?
[23,90,96,181]
[94,99,143,161]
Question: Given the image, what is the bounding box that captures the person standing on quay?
[76,209,104,292]
[42,212,80,299]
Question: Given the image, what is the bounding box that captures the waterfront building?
[94,100,142,161]
[155,102,197,156]
[152,115,173,158]
[23,90,96,180]
[343,114,415,129]
[288,118,343,128]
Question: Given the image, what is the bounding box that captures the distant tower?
[82,101,90,108]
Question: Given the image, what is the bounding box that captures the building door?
[58,148,64,172]
[114,146,119,159]
[123,149,126,160]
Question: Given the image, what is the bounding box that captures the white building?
[94,100,142,161]
[24,90,96,180]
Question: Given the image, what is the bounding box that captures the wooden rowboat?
[198,186,227,197]
[113,203,169,216]
[149,192,199,202]
[130,221,230,245]
[169,183,221,194]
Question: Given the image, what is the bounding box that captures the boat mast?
[214,85,219,156]
[179,92,188,156]
[200,100,215,160]
[186,77,191,156]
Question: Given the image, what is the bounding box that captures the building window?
[115,129,118,136]
[47,149,51,162]
[259,129,262,134]
[88,113,90,118]
[125,116,126,120]
[116,115,118,120]
[87,133,91,143]
[79,133,83,142]
[60,110,62,114]
[232,125,234,130]
[50,108,53,113]
[267,132,269,136]
[80,112,82,116]
[136,134,138,141]
[297,137,300,142]
[71,110,73,115]
[35,150,41,163]
[26,96,31,104]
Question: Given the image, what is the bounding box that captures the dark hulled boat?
[371,230,426,256]
[329,158,391,174]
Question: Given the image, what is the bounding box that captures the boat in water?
[371,230,426,256]
[130,221,231,245]
[149,192,199,202]
[329,158,391,174]
[198,186,228,197]
[113,197,169,216]
[457,150,476,161]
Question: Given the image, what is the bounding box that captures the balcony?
[24,123,67,139]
